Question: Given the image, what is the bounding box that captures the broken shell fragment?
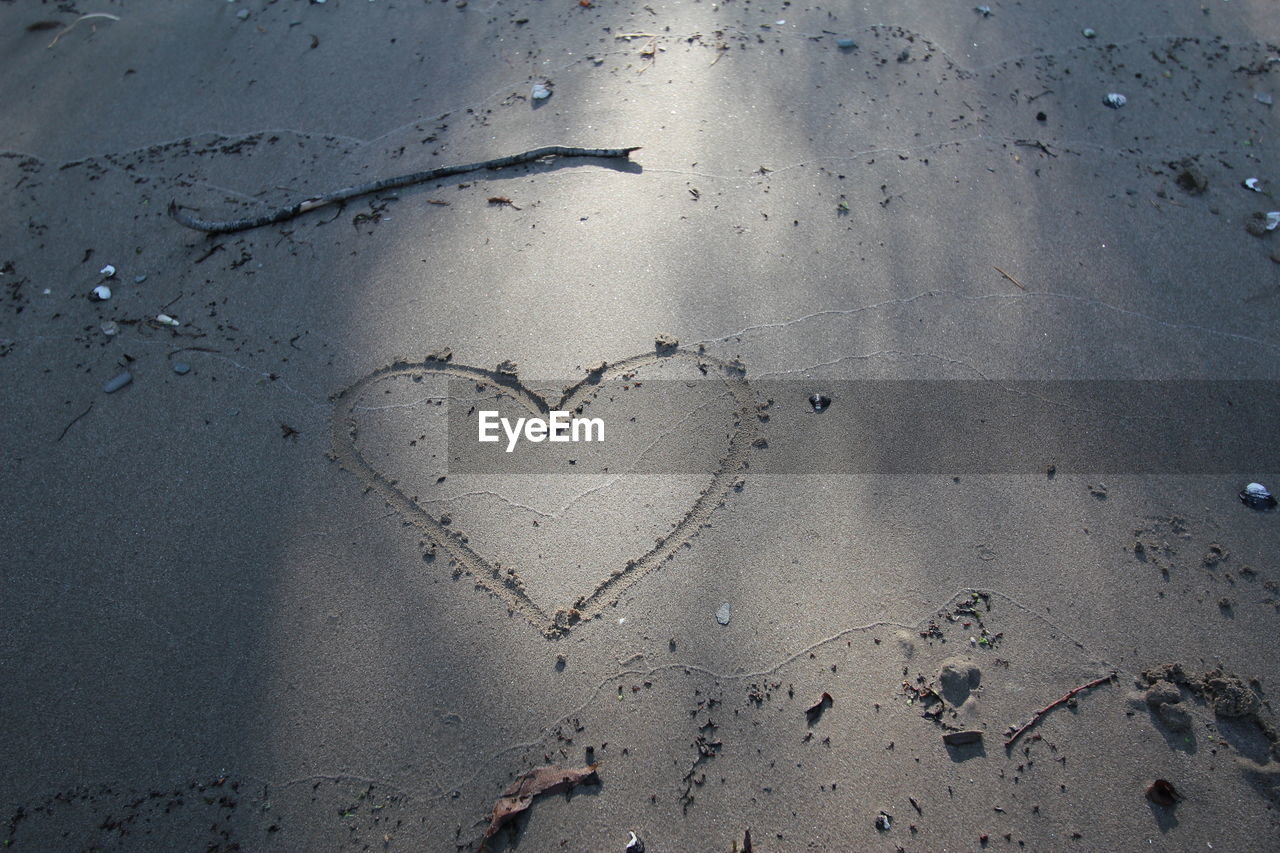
[1103,93,1127,108]
[1244,177,1263,192]
[100,321,118,336]
[875,811,892,831]
[943,729,984,746]
[91,285,111,301]
[156,313,180,327]
[624,830,645,852]
[99,264,116,277]
[531,83,551,100]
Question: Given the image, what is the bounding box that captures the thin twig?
[1004,671,1115,747]
[169,145,640,234]
[48,13,120,48]
[56,401,94,442]
[993,266,1026,290]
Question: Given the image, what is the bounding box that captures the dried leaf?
[805,692,833,725]
[482,764,599,842]
[1146,778,1182,807]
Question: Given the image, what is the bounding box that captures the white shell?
[156,313,180,326]
[1244,177,1262,192]
[531,83,551,100]
[1267,211,1280,231]
[1104,93,1127,108]
[101,321,118,336]
[92,285,111,300]
[1245,482,1272,499]
[100,264,116,277]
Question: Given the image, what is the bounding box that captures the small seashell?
[975,5,992,17]
[1267,211,1280,231]
[156,313,180,327]
[1082,27,1097,38]
[100,321,118,336]
[91,285,111,301]
[99,264,116,277]
[1103,93,1127,108]
[1244,177,1263,192]
[531,83,551,100]
[1241,482,1276,509]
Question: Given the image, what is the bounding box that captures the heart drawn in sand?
[330,349,758,636]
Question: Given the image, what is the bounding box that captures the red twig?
[1004,672,1115,748]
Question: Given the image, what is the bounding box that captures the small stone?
[531,83,551,100]
[237,8,250,19]
[655,333,679,353]
[809,393,831,413]
[1103,93,1127,108]
[134,274,147,283]
[496,359,518,375]
[875,811,892,831]
[100,321,118,336]
[172,361,191,375]
[1082,27,1097,38]
[103,371,132,393]
[835,37,856,49]
[974,5,992,17]
[1255,91,1274,106]
[715,602,731,625]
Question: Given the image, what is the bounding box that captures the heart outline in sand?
[331,349,758,636]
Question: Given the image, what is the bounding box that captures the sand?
[2,1,1279,850]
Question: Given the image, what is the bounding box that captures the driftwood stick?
[1004,671,1115,747]
[168,145,641,234]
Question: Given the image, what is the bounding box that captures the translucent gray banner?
[443,380,1279,474]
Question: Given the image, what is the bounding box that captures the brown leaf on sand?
[481,764,599,845]
[1146,778,1182,807]
[805,692,833,725]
